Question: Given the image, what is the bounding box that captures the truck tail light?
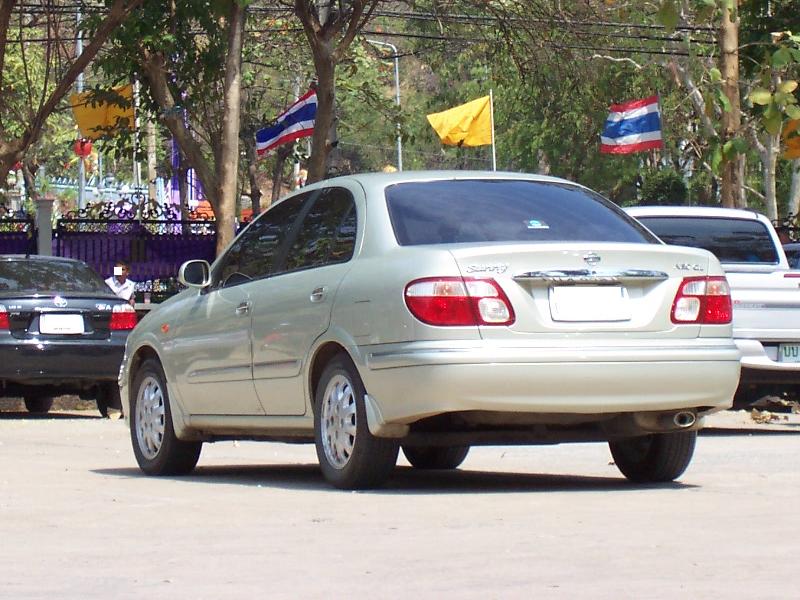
[110,303,138,330]
[0,304,8,330]
[404,277,515,326]
[671,276,732,324]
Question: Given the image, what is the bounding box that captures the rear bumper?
[736,338,800,382]
[0,337,127,389]
[359,340,741,426]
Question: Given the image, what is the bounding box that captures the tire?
[314,355,399,489]
[130,359,201,476]
[609,431,697,483]
[96,384,122,418]
[402,445,470,470]
[24,396,53,414]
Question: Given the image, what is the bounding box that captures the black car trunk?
[3,295,122,341]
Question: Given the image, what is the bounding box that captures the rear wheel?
[130,359,201,476]
[402,445,470,470]
[314,355,399,489]
[24,396,53,414]
[610,431,696,483]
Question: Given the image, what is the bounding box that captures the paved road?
[1,409,798,599]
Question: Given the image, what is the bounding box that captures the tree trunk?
[789,160,800,218]
[271,145,292,203]
[719,2,742,208]
[307,53,336,183]
[146,121,158,202]
[244,138,262,217]
[212,0,246,256]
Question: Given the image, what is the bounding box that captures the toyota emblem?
[53,296,68,308]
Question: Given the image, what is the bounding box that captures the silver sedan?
[119,171,741,489]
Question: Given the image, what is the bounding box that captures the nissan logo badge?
[583,252,601,266]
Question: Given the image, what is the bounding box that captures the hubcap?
[136,375,166,460]
[320,374,357,469]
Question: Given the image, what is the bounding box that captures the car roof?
[296,170,584,195]
[625,205,768,222]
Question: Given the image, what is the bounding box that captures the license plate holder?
[39,313,85,335]
[778,343,800,363]
[549,285,631,322]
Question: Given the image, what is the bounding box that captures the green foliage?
[640,169,688,205]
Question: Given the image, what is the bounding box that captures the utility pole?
[719,1,742,208]
[76,8,86,210]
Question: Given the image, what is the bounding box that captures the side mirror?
[178,260,211,288]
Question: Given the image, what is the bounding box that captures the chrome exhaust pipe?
[673,411,696,428]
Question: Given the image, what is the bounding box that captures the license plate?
[549,286,631,322]
[39,313,85,335]
[779,344,800,363]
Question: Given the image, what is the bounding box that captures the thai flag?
[600,95,664,154]
[256,89,317,156]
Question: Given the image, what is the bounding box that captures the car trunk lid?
[0,294,124,340]
[448,242,716,339]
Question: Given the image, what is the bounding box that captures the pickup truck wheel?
[24,396,53,414]
[130,359,201,476]
[610,431,696,483]
[314,355,399,489]
[402,445,470,470]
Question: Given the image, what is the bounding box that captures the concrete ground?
[0,405,798,599]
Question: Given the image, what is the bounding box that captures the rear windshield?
[385,179,655,246]
[0,260,112,294]
[636,216,779,264]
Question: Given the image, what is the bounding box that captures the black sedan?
[0,255,137,416]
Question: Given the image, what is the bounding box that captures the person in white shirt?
[105,260,137,306]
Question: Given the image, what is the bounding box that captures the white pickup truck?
[626,206,800,407]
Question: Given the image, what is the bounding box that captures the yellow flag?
[70,85,134,140]
[426,96,492,147]
[783,119,800,160]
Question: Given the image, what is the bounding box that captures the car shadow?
[93,463,696,494]
[701,425,800,436]
[0,410,101,420]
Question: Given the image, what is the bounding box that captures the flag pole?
[489,89,496,171]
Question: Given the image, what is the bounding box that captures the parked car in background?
[0,255,137,416]
[120,172,740,489]
[626,206,800,407]
[783,242,800,269]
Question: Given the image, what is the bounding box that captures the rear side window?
[637,216,779,264]
[385,180,655,246]
[0,260,110,293]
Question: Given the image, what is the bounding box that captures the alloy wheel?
[136,375,166,460]
[320,374,357,469]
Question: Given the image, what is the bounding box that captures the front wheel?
[402,445,470,470]
[610,431,696,483]
[24,396,53,414]
[314,355,398,489]
[130,359,201,476]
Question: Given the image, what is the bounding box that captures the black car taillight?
[110,304,138,330]
[0,305,8,330]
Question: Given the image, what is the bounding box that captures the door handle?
[309,287,327,303]
[235,301,251,315]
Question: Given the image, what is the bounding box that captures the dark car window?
[385,180,656,246]
[637,216,779,264]
[0,259,111,294]
[283,187,356,272]
[215,193,309,287]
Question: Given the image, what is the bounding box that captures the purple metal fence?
[0,206,37,255]
[55,201,216,302]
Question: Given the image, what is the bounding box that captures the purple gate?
[0,206,37,255]
[55,201,216,302]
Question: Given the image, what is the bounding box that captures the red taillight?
[0,305,8,330]
[110,304,138,330]
[404,277,515,326]
[671,276,732,324]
